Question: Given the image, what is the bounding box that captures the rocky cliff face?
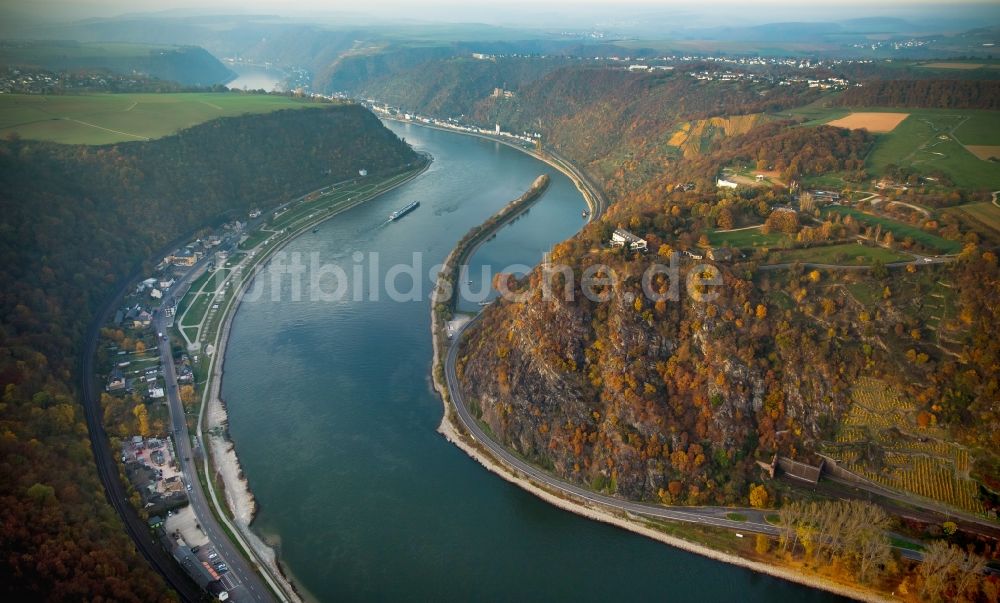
[458,248,859,504]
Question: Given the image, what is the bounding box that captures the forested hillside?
[346,58,1000,512]
[329,54,565,118]
[834,79,1000,110]
[458,124,880,502]
[0,103,419,599]
[0,41,235,87]
[340,59,823,197]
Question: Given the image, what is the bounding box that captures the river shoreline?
[427,180,890,603]
[198,162,430,603]
[380,116,604,219]
[218,119,879,601]
[434,417,888,603]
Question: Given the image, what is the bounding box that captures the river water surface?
[221,121,841,601]
[226,65,285,91]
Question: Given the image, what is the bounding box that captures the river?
[226,65,285,92]
[221,121,841,602]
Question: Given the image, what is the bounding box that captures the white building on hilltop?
[610,228,648,251]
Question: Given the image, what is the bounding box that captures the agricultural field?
[765,242,911,266]
[915,62,1000,71]
[822,206,962,254]
[826,112,909,133]
[964,146,1000,161]
[667,114,763,159]
[947,201,1000,242]
[825,378,985,515]
[708,226,786,248]
[952,111,1000,146]
[863,109,1000,190]
[0,93,321,144]
[787,104,1000,190]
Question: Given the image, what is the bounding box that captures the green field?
[0,93,320,144]
[780,103,851,127]
[708,226,787,248]
[869,110,1000,189]
[823,206,962,253]
[949,201,1000,239]
[766,243,911,266]
[0,41,177,62]
[787,103,1000,190]
[953,112,1000,146]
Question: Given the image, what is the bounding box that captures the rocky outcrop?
[458,251,858,504]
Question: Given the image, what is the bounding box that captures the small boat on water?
[312,228,319,233]
[582,209,590,218]
[389,200,420,221]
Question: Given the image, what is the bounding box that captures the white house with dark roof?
[610,228,648,251]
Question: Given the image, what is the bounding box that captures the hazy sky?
[4,0,998,30]
[8,0,999,17]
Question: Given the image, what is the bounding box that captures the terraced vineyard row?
[825,378,985,514]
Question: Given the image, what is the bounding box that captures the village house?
[107,367,126,392]
[716,178,738,189]
[610,228,648,251]
[169,249,197,267]
[132,310,153,329]
[707,247,733,262]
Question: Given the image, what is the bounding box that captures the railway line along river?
[221,121,841,602]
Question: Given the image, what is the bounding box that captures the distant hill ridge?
[0,40,235,86]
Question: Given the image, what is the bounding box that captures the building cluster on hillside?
[157,223,241,275]
[690,69,764,83]
[121,435,189,515]
[106,302,168,400]
[626,64,674,72]
[366,102,542,147]
[689,69,851,89]
[101,216,243,399]
[602,54,866,71]
[851,38,933,51]
[0,67,173,94]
